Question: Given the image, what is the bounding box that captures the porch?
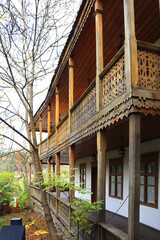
[30,186,160,240]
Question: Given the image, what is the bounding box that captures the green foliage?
[0,171,15,203]
[43,170,103,239]
[17,176,29,211]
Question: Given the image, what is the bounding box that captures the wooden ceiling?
[75,114,160,160]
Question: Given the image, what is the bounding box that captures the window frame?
[109,158,123,200]
[140,152,158,209]
[80,163,86,189]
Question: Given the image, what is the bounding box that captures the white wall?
[75,156,92,201]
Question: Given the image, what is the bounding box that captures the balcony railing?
[38,42,160,156]
[137,41,160,91]
[71,80,96,131]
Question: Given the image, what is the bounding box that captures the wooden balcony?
[39,41,160,157]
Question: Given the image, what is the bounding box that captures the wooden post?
[69,57,74,133]
[48,159,51,191]
[39,115,42,155]
[40,161,42,171]
[123,0,138,92]
[69,145,75,200]
[55,87,60,145]
[97,130,107,222]
[47,105,51,150]
[95,0,104,112]
[128,113,140,240]
[29,164,31,185]
[56,152,60,198]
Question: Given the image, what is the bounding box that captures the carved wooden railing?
[100,46,126,108]
[41,139,47,155]
[57,114,69,145]
[137,41,160,91]
[49,131,56,150]
[71,81,96,131]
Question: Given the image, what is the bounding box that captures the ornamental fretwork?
[102,55,126,107]
[72,86,96,131]
[137,49,160,90]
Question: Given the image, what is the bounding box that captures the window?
[80,164,86,188]
[109,159,123,199]
[140,152,158,208]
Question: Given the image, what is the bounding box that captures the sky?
[0,0,82,153]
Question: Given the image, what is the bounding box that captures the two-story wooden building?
[30,0,160,239]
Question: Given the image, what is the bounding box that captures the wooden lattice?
[58,117,69,144]
[137,49,160,90]
[49,132,56,149]
[102,55,126,107]
[72,86,96,131]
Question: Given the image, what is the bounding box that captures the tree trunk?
[29,110,60,240]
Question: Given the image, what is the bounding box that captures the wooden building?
[30,0,160,239]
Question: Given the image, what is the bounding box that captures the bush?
[0,171,15,215]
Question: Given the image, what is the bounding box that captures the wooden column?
[128,113,140,240]
[39,115,42,155]
[123,0,138,92]
[69,57,74,133]
[40,160,42,171]
[48,159,51,189]
[97,130,107,222]
[69,145,75,200]
[55,87,60,145]
[34,171,36,183]
[95,0,104,112]
[29,164,31,185]
[56,152,60,198]
[47,105,51,150]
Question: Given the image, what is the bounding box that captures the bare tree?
[0,0,81,239]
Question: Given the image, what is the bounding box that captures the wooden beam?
[95,0,104,112]
[56,152,60,198]
[123,0,138,91]
[69,145,75,200]
[47,105,51,150]
[128,113,140,240]
[56,87,60,145]
[97,130,107,222]
[40,161,42,171]
[29,164,31,185]
[39,115,42,155]
[48,159,51,191]
[69,57,74,133]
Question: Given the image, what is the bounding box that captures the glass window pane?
[111,176,115,182]
[117,176,121,183]
[140,176,144,184]
[111,183,115,196]
[147,176,155,186]
[117,183,121,197]
[140,163,145,173]
[140,185,144,202]
[111,166,116,173]
[147,186,155,204]
[147,163,155,173]
[117,165,121,174]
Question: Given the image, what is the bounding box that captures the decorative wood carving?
[137,49,160,90]
[102,55,126,107]
[58,117,69,144]
[72,86,96,131]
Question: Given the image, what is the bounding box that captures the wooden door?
[91,164,97,203]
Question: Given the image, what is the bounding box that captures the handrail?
[137,40,160,53]
[100,45,124,79]
[70,79,96,112]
